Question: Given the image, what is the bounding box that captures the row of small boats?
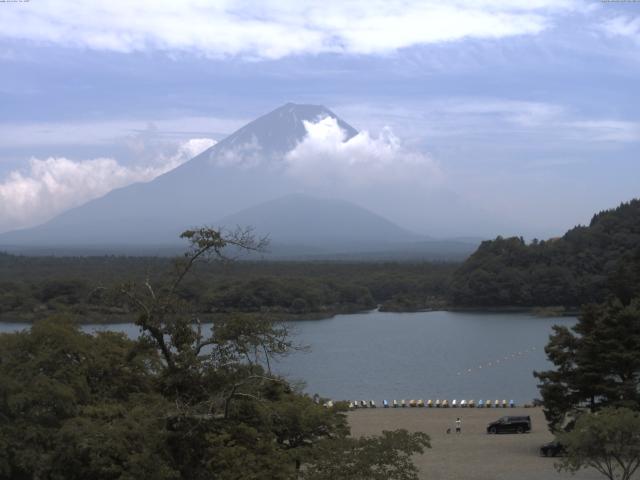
[348,399,516,409]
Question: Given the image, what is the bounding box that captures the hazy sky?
[1,0,639,238]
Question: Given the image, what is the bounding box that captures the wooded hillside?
[450,199,640,307]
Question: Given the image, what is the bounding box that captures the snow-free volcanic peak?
[203,102,358,160]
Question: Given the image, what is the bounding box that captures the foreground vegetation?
[557,408,640,480]
[535,291,640,479]
[0,228,430,480]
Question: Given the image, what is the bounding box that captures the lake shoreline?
[1,310,577,402]
[0,305,578,325]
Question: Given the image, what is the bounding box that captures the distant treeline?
[450,199,640,308]
[3,199,640,321]
[0,255,455,322]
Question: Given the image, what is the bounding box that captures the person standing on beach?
[456,417,462,434]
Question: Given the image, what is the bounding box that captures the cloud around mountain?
[285,117,442,188]
[0,107,444,236]
[0,102,515,247]
[0,138,215,233]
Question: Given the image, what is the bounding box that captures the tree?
[557,408,640,480]
[0,318,173,480]
[118,226,270,373]
[534,297,640,431]
[0,227,433,479]
[301,429,431,480]
[450,199,640,308]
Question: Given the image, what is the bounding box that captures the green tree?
[302,429,431,480]
[557,408,640,480]
[0,318,172,480]
[534,297,640,431]
[450,199,640,308]
[0,227,433,479]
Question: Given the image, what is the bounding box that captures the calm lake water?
[0,310,575,404]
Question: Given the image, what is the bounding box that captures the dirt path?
[348,407,624,480]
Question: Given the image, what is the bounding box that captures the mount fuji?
[0,103,481,258]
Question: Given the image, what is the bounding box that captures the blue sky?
[1,0,639,237]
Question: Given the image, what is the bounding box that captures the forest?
[1,199,640,324]
[0,254,455,323]
[449,199,640,308]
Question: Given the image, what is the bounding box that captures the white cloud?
[339,98,640,147]
[212,136,265,169]
[565,120,640,143]
[0,138,214,233]
[285,117,442,187]
[0,116,245,148]
[0,0,581,59]
[601,15,640,43]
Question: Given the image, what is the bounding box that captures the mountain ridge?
[0,103,359,248]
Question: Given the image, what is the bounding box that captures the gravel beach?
[348,407,628,480]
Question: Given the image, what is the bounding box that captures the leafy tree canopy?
[534,297,640,431]
[0,227,430,480]
[451,199,640,307]
[557,408,640,480]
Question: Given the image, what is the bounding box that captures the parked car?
[540,441,566,457]
[486,415,531,434]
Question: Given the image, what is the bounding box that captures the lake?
[0,310,575,404]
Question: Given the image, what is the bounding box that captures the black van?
[540,441,566,457]
[487,415,531,434]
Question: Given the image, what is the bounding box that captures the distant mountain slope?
[450,199,640,307]
[0,102,502,257]
[203,102,357,157]
[217,193,422,248]
[0,104,358,247]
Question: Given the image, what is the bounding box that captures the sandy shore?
[348,407,625,480]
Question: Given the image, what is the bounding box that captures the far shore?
[0,305,579,325]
